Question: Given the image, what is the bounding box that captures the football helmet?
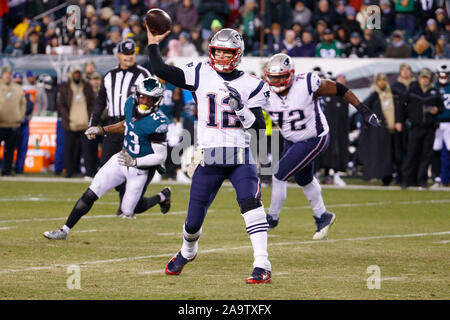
[208,28,244,73]
[264,53,295,93]
[437,64,449,86]
[134,77,164,115]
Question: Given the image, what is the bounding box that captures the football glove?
[85,126,105,140]
[356,103,381,128]
[118,150,137,167]
[225,84,243,111]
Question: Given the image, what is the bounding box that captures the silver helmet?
[437,64,449,86]
[208,28,244,72]
[134,77,164,115]
[264,53,295,93]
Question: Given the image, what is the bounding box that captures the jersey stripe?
[248,80,265,100]
[306,72,312,95]
[314,100,324,136]
[193,62,202,90]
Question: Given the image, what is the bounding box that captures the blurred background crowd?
[0,0,449,190]
[1,0,450,59]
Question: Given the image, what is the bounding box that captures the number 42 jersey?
[181,61,270,148]
[263,72,329,143]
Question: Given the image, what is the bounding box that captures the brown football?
[145,8,172,35]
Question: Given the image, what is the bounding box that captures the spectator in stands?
[23,30,46,55]
[315,28,342,58]
[435,34,450,58]
[335,0,348,25]
[167,39,182,57]
[417,0,439,33]
[313,19,327,43]
[425,18,440,45]
[88,72,102,94]
[240,0,259,53]
[363,29,386,57]
[84,60,97,80]
[46,35,62,55]
[86,22,106,52]
[263,0,293,33]
[341,5,362,38]
[298,30,316,57]
[128,15,146,54]
[435,8,447,31]
[356,0,371,30]
[177,0,199,32]
[282,29,302,56]
[411,34,434,58]
[103,26,122,55]
[179,31,199,57]
[4,35,24,56]
[0,65,26,176]
[226,0,241,28]
[128,0,148,17]
[267,22,286,55]
[394,0,415,37]
[13,16,31,41]
[379,0,395,37]
[160,0,178,21]
[312,0,337,30]
[384,30,411,58]
[292,1,312,27]
[400,68,445,189]
[342,31,368,58]
[57,65,97,179]
[198,0,231,40]
[335,26,349,44]
[190,28,205,56]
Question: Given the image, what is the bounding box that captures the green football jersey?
[123,97,169,158]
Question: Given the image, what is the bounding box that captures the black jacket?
[399,84,445,128]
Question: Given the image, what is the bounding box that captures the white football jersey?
[181,61,270,148]
[264,72,329,143]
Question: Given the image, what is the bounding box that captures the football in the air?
[145,8,172,35]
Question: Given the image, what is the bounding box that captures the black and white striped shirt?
[89,63,151,126]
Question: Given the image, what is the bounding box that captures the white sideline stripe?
[1,176,449,192]
[284,199,450,210]
[0,226,15,231]
[74,229,97,233]
[1,231,449,275]
[436,240,450,244]
[0,210,189,224]
[381,277,407,281]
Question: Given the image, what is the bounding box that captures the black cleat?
[159,187,171,214]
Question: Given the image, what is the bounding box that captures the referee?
[90,39,152,164]
[88,39,167,215]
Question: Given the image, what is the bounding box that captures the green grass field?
[0,178,449,300]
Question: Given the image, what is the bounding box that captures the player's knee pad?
[183,224,202,242]
[239,197,262,214]
[242,206,269,235]
[76,188,98,211]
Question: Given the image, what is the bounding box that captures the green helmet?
[134,77,164,114]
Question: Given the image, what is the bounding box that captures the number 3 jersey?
[123,96,169,158]
[264,72,329,143]
[181,61,270,148]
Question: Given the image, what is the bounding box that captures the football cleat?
[43,229,68,240]
[266,215,279,229]
[165,251,196,275]
[159,187,171,214]
[246,267,272,284]
[313,212,336,240]
[119,212,136,219]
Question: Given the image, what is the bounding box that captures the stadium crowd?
[0,0,450,58]
[0,0,449,189]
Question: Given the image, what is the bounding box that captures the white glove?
[84,126,104,140]
[167,122,183,147]
[117,150,137,167]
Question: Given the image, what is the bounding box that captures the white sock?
[268,176,287,220]
[158,192,166,203]
[301,177,326,218]
[62,225,70,234]
[242,206,271,271]
[180,224,201,260]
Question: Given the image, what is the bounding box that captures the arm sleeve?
[135,142,168,167]
[89,77,108,126]
[249,107,266,131]
[148,44,195,91]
